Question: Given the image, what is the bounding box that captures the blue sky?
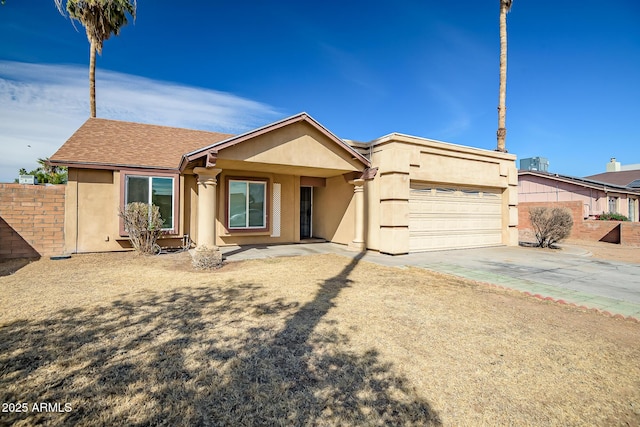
[1,1,639,183]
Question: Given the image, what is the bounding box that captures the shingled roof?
[584,170,640,188]
[519,170,640,195]
[49,118,233,170]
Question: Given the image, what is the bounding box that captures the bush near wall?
[597,212,629,221]
[518,201,583,240]
[518,201,640,246]
[0,184,65,259]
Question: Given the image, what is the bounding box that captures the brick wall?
[519,201,640,246]
[0,184,66,259]
[518,201,583,242]
[577,220,620,243]
[621,222,640,246]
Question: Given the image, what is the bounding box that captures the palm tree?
[55,0,136,118]
[496,0,513,153]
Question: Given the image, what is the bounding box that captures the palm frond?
[56,0,136,52]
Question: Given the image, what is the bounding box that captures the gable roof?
[182,112,371,169]
[519,170,640,195]
[49,118,233,170]
[50,113,371,172]
[584,170,640,187]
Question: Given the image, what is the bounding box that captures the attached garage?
[361,133,518,255]
[409,183,503,252]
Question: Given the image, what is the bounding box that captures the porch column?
[194,167,222,248]
[348,178,366,251]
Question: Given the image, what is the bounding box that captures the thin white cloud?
[0,60,281,182]
[426,83,471,138]
[318,43,387,98]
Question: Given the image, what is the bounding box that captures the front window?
[125,175,174,229]
[228,179,266,229]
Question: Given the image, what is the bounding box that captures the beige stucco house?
[49,113,518,255]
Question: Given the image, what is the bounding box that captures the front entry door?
[300,186,312,239]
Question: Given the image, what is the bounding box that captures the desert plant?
[529,207,573,248]
[597,212,629,221]
[119,202,163,255]
[191,245,223,270]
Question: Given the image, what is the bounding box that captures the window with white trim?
[125,175,174,229]
[608,196,618,214]
[228,180,266,229]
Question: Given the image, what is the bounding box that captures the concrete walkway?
[220,242,640,320]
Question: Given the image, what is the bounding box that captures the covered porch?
[182,114,372,252]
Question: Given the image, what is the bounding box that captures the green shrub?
[119,202,164,255]
[529,207,574,248]
[597,212,629,221]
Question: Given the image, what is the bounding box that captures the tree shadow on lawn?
[0,253,441,426]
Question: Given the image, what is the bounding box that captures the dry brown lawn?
[1,252,639,426]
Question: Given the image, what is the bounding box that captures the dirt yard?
[563,239,640,264]
[1,252,639,426]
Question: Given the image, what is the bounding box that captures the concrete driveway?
[221,243,640,319]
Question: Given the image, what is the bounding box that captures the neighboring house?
[584,157,640,190]
[49,113,518,255]
[519,170,640,221]
[584,170,640,190]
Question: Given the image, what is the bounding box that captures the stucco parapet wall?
[509,206,518,226]
[379,226,410,255]
[367,134,517,189]
[369,133,517,163]
[380,201,409,227]
[508,186,518,206]
[379,173,410,200]
[375,146,411,174]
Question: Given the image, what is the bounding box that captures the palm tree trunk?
[496,2,509,152]
[89,40,97,118]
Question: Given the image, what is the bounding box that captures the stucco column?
[348,178,366,251]
[194,167,222,248]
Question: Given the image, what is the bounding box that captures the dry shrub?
[191,245,223,269]
[529,206,573,248]
[119,202,164,255]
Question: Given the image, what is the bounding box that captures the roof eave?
[49,159,180,173]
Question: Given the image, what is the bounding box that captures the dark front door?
[300,186,312,239]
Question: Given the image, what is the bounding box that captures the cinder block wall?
[0,184,66,259]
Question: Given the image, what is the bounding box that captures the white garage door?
[409,183,503,252]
